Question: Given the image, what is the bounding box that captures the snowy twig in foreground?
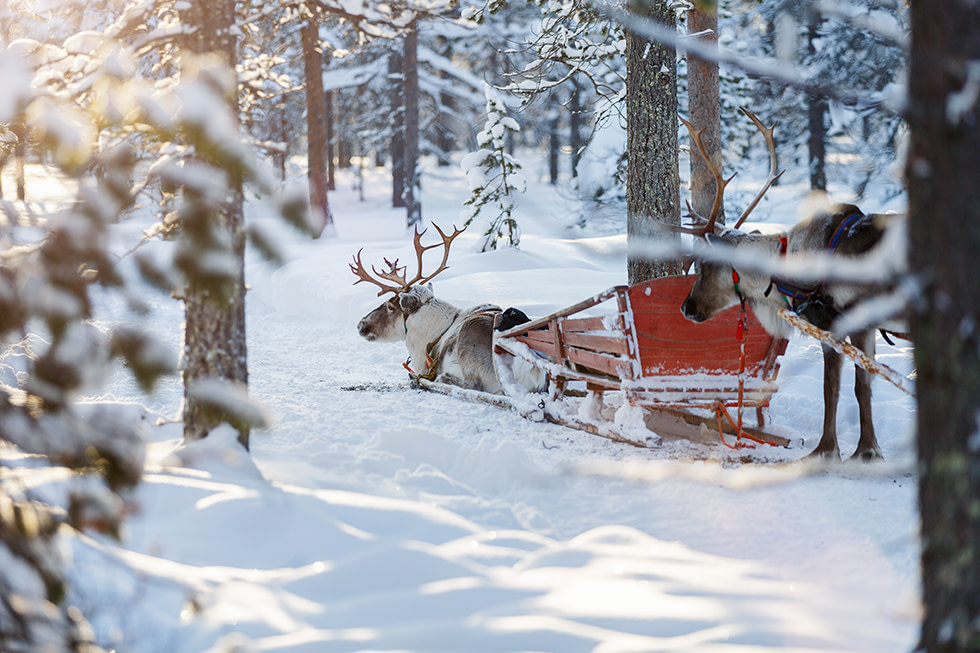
[629,212,909,287]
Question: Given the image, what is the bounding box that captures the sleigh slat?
[521,329,555,345]
[561,316,612,333]
[563,346,629,379]
[560,331,630,357]
[625,378,778,405]
[513,334,556,358]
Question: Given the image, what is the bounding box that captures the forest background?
[1,1,978,651]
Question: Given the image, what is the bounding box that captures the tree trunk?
[626,0,681,285]
[277,102,287,182]
[180,0,249,449]
[389,46,405,208]
[302,15,333,237]
[908,4,980,652]
[435,38,454,167]
[326,89,335,190]
[570,76,583,177]
[403,23,422,227]
[687,5,723,223]
[807,17,827,191]
[807,93,827,191]
[14,122,25,201]
[549,103,560,185]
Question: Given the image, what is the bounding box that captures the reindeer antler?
[350,223,466,296]
[404,224,465,288]
[652,114,735,239]
[654,109,784,239]
[350,250,407,296]
[679,114,736,236]
[732,107,784,230]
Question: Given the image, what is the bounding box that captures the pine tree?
[0,9,174,648]
[461,83,526,251]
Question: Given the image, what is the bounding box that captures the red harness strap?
[404,307,501,378]
[715,270,778,450]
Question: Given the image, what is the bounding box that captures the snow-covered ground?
[14,159,919,652]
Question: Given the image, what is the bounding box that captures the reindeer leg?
[850,330,883,462]
[809,344,842,461]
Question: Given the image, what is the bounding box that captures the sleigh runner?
[490,274,794,449]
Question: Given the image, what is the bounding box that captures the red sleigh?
[492,274,792,449]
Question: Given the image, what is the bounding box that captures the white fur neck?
[402,292,461,370]
[728,232,795,339]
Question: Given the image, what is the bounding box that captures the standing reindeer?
[673,109,905,462]
[352,225,546,394]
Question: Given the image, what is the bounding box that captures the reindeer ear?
[705,233,731,247]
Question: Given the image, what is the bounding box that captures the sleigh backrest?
[627,275,785,380]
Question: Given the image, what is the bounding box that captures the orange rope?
[715,305,777,450]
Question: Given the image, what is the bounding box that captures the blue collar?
[828,212,865,251]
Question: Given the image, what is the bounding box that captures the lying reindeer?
[671,110,905,462]
[352,225,545,394]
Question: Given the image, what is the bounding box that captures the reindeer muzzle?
[681,298,708,323]
[357,319,376,340]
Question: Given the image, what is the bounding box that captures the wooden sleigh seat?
[493,275,789,445]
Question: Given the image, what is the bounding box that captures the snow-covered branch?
[591,0,905,112]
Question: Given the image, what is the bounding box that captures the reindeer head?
[680,233,746,322]
[351,224,464,342]
[356,285,434,342]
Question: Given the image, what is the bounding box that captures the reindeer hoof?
[850,448,884,463]
[805,445,840,462]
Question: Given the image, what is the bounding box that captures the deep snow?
[9,158,919,652]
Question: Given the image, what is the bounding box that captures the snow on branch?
[504,0,625,123]
[946,60,980,127]
[306,0,459,38]
[813,0,909,49]
[591,0,905,112]
[630,212,909,288]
